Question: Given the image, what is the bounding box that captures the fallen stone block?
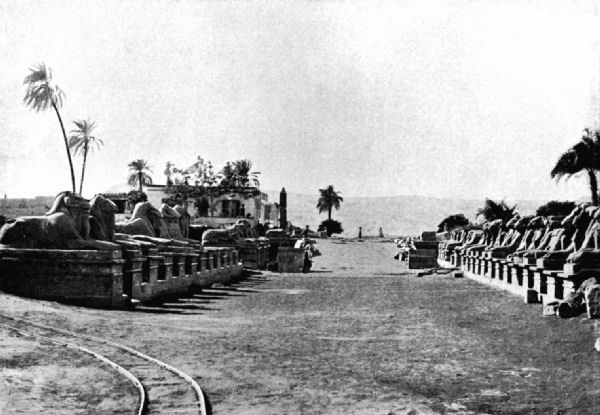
[542,301,559,316]
[584,283,600,319]
[452,271,463,278]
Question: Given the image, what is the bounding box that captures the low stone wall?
[203,241,270,270]
[407,241,440,269]
[0,245,244,309]
[0,249,127,309]
[439,250,600,307]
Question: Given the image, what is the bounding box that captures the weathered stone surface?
[584,283,600,319]
[277,247,305,273]
[0,192,119,251]
[452,271,463,278]
[543,301,559,316]
[116,201,162,236]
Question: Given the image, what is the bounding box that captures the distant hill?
[267,191,544,237]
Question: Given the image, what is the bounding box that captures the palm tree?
[317,185,344,221]
[127,159,153,193]
[551,128,600,206]
[233,159,260,187]
[68,119,103,195]
[476,198,517,222]
[23,63,76,193]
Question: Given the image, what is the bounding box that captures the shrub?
[437,214,470,232]
[318,219,343,236]
[536,200,577,217]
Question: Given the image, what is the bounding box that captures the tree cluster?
[318,219,343,236]
[437,214,470,232]
[551,128,600,206]
[476,199,517,222]
[535,200,577,217]
[316,185,344,236]
[24,64,104,196]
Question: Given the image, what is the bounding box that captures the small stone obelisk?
[279,187,287,229]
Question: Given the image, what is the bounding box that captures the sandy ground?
[1,239,600,414]
[0,326,136,414]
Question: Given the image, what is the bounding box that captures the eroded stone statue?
[116,201,191,247]
[0,191,119,250]
[539,204,594,263]
[202,227,240,245]
[89,194,118,241]
[116,202,162,237]
[485,215,532,257]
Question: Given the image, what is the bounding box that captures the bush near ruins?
[318,219,343,236]
[476,198,517,222]
[536,200,576,217]
[437,214,470,232]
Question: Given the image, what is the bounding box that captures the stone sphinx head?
[513,215,533,232]
[545,215,563,230]
[527,216,545,229]
[90,194,118,241]
[132,201,162,233]
[505,214,521,229]
[47,191,91,238]
[173,204,190,218]
[160,203,180,219]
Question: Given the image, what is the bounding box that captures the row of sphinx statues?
[440,203,600,269]
[0,191,262,252]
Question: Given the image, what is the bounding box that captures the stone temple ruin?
[432,204,600,318]
[0,191,312,309]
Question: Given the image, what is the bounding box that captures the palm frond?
[23,64,66,111]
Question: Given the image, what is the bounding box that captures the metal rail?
[0,313,207,415]
[0,322,146,415]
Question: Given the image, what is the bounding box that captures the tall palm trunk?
[138,172,143,192]
[588,168,598,206]
[79,142,88,195]
[52,100,76,193]
[328,206,332,221]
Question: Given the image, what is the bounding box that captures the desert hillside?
[268,191,543,237]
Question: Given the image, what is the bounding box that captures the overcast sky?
[1,0,599,201]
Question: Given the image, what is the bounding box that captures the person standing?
[302,225,309,238]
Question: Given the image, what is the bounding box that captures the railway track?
[0,313,207,415]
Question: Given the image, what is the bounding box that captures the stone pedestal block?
[0,248,128,309]
[277,247,306,273]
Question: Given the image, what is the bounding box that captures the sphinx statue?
[442,228,469,253]
[565,206,600,267]
[116,201,190,247]
[160,203,184,240]
[464,219,503,253]
[454,229,484,253]
[508,215,561,261]
[265,228,291,239]
[116,201,161,237]
[0,191,119,250]
[510,216,545,252]
[173,203,190,238]
[90,195,161,252]
[515,215,570,262]
[202,227,241,245]
[232,219,258,239]
[485,215,532,258]
[89,194,118,241]
[537,205,594,264]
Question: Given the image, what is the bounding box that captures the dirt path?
[1,239,600,414]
